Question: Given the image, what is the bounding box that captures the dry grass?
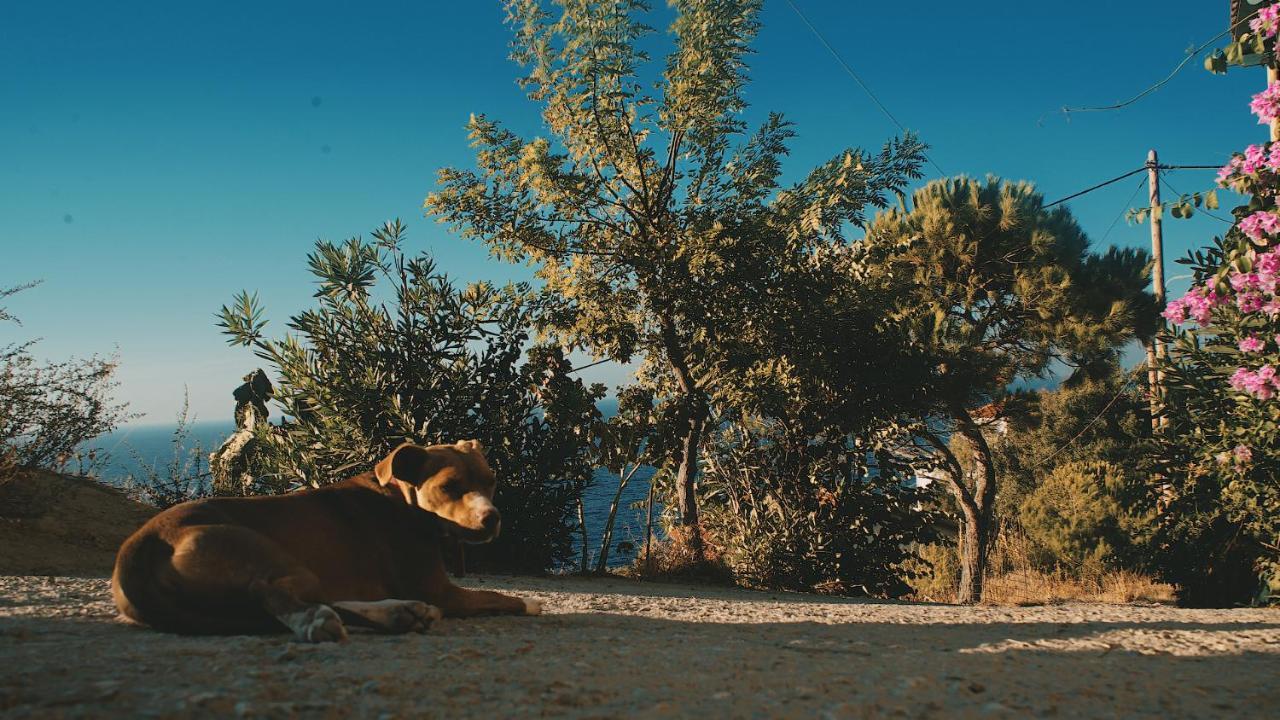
[908,524,1175,606]
[620,526,735,585]
[980,568,1174,606]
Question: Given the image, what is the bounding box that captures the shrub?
[123,393,213,509]
[1,282,133,476]
[218,220,599,572]
[695,423,941,598]
[1019,460,1150,574]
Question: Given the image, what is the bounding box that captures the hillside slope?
[0,470,154,576]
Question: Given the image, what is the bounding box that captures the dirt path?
[1,574,1277,718]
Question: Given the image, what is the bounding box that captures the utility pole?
[1271,65,1280,142]
[1146,149,1167,432]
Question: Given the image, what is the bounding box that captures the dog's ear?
[374,443,446,487]
[454,439,484,454]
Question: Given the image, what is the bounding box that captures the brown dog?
[112,440,541,642]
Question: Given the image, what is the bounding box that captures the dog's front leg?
[432,583,542,618]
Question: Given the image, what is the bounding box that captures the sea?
[88,415,659,570]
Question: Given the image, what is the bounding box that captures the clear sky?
[0,0,1265,426]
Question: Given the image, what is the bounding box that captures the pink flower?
[1267,143,1280,174]
[1231,271,1261,292]
[1257,365,1279,397]
[1266,298,1280,318]
[1231,366,1254,392]
[1257,250,1280,275]
[1260,272,1278,294]
[1240,335,1265,353]
[1180,285,1225,324]
[1245,143,1268,174]
[1232,365,1280,400]
[1239,211,1280,243]
[1218,160,1237,186]
[1233,444,1254,465]
[1239,293,1266,313]
[1162,298,1188,324]
[1252,4,1280,39]
[1219,154,1248,190]
[1251,82,1280,125]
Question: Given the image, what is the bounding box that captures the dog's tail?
[112,532,277,636]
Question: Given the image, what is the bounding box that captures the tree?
[865,177,1156,603]
[218,220,601,572]
[426,0,925,553]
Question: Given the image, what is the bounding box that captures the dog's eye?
[440,478,462,495]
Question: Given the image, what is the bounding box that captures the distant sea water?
[89,409,659,570]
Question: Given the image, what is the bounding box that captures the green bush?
[696,424,941,598]
[1018,460,1149,575]
[218,220,600,573]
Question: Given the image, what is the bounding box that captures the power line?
[1044,163,1226,209]
[1027,362,1147,471]
[783,0,946,177]
[1160,175,1234,225]
[1045,167,1147,208]
[1099,176,1149,245]
[1057,6,1265,118]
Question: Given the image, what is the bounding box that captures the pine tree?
[867,177,1156,603]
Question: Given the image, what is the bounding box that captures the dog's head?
[374,440,501,543]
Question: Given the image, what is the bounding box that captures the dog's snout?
[480,508,501,532]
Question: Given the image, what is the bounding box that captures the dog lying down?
[112,440,541,642]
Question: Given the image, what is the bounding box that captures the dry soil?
[1,574,1278,719]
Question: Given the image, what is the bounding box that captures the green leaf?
[1205,50,1228,75]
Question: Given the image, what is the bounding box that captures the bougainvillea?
[1251,3,1280,40]
[1154,68,1280,606]
[1250,83,1280,126]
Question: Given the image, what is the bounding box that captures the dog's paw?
[333,599,442,634]
[389,601,442,634]
[286,605,347,643]
[522,598,543,616]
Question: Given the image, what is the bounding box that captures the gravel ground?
[1,574,1278,719]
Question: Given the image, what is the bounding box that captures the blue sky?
[0,0,1265,426]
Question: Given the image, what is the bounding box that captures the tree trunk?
[576,496,589,574]
[955,501,988,605]
[950,404,998,605]
[643,472,656,574]
[661,318,706,557]
[595,466,634,574]
[675,407,706,545]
